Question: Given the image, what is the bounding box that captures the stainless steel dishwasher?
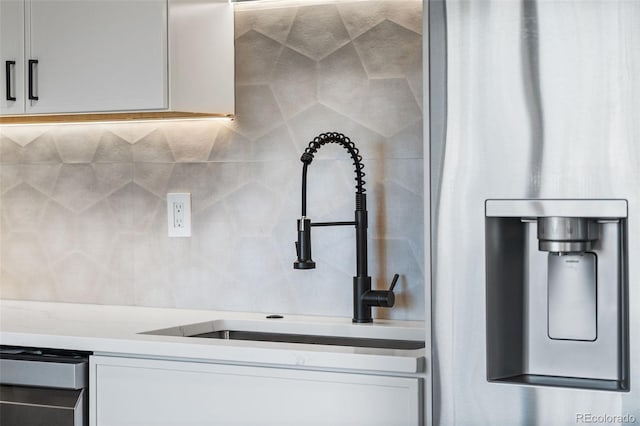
[0,346,89,426]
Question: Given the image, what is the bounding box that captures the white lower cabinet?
[90,355,421,426]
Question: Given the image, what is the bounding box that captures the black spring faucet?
[293,132,399,323]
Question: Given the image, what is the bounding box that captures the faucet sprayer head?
[294,217,316,269]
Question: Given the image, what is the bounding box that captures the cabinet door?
[0,0,24,114]
[90,355,421,426]
[26,0,167,114]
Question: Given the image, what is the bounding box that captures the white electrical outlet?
[167,193,191,237]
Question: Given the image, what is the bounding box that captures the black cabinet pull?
[5,60,16,101]
[28,59,38,101]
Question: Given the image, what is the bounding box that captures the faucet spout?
[293,132,398,323]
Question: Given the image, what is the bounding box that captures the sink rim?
[140,318,425,350]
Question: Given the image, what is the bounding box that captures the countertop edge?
[0,301,426,375]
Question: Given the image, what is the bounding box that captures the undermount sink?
[188,330,424,350]
[141,318,425,350]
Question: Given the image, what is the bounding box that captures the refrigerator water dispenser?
[485,199,629,391]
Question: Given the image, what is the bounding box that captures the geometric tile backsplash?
[0,0,424,320]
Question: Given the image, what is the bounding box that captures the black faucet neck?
[355,193,368,278]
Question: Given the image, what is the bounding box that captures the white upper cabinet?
[0,0,25,115]
[169,0,234,115]
[26,0,167,114]
[0,0,234,118]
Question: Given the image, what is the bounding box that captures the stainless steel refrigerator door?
[429,0,640,425]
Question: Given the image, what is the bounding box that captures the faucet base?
[353,276,373,323]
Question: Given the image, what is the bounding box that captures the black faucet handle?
[389,273,400,292]
[362,274,400,309]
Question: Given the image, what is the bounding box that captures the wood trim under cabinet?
[0,111,234,125]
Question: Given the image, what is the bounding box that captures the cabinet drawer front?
[91,355,421,426]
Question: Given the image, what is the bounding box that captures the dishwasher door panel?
[0,385,84,426]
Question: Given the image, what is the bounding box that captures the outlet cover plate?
[167,193,191,237]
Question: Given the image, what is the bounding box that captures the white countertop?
[0,300,426,374]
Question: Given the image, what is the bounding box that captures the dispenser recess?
[485,199,629,391]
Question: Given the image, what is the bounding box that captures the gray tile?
[22,133,61,164]
[167,163,250,213]
[367,179,423,243]
[53,127,100,163]
[269,195,300,259]
[0,136,23,164]
[386,0,423,35]
[353,19,422,79]
[133,231,173,307]
[235,5,297,44]
[107,183,161,232]
[51,252,132,304]
[303,159,355,219]
[0,126,49,147]
[21,164,62,196]
[38,201,77,263]
[192,200,237,266]
[224,181,282,236]
[0,165,21,194]
[168,259,226,310]
[284,264,353,317]
[133,271,174,307]
[271,47,318,119]
[234,85,284,140]
[132,129,175,163]
[368,237,423,285]
[235,30,284,85]
[341,78,422,137]
[208,125,252,162]
[94,131,133,163]
[50,164,106,213]
[405,48,423,109]
[386,119,424,159]
[286,4,351,61]
[337,1,387,39]
[162,121,218,163]
[311,227,358,275]
[385,158,424,196]
[286,104,385,159]
[1,183,49,232]
[104,122,158,144]
[93,163,134,197]
[318,42,368,107]
[0,268,22,299]
[251,125,297,162]
[0,266,56,301]
[101,233,135,303]
[368,238,424,320]
[134,163,175,197]
[339,1,423,37]
[76,200,122,262]
[227,236,285,288]
[0,232,53,291]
